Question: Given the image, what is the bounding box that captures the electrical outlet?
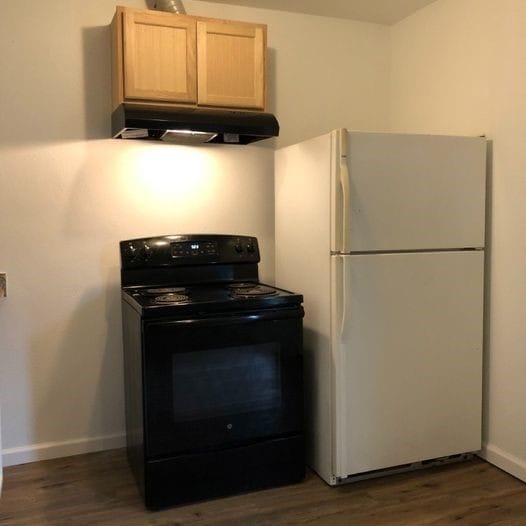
[0,273,6,298]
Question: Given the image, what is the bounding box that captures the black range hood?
[112,103,279,145]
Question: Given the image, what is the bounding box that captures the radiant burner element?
[145,287,187,295]
[228,282,258,289]
[231,285,278,297]
[154,293,189,303]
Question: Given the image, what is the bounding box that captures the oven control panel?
[171,240,218,258]
[120,234,260,268]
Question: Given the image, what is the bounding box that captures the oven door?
[142,308,304,459]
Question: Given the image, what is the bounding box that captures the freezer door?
[331,251,484,478]
[341,132,486,252]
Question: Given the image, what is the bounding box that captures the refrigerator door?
[331,251,484,478]
[332,131,487,253]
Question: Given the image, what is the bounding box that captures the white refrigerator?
[275,129,486,485]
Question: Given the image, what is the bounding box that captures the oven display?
[172,241,218,257]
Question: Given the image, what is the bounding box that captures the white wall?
[0,1,389,464]
[390,0,526,481]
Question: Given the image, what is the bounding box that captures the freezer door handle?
[338,129,351,253]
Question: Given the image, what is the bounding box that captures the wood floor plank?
[1,449,526,525]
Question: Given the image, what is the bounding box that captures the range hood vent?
[112,104,279,145]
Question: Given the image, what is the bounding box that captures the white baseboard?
[479,443,526,483]
[2,433,126,467]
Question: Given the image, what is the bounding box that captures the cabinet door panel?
[123,11,196,103]
[197,20,265,110]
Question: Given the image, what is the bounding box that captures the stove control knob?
[234,244,243,253]
[140,244,152,261]
[126,243,137,260]
[246,244,255,253]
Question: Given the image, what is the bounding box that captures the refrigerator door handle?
[338,129,351,253]
[340,256,352,341]
[332,254,351,477]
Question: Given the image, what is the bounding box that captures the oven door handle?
[149,308,304,328]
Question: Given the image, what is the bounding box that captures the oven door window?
[143,312,303,458]
[172,343,281,421]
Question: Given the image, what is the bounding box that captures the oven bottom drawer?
[142,434,305,509]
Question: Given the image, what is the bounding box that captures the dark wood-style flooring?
[1,449,526,525]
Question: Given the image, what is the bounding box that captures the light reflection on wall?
[119,142,220,216]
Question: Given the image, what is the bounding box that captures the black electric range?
[120,234,305,509]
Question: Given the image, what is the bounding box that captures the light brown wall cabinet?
[111,7,267,111]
